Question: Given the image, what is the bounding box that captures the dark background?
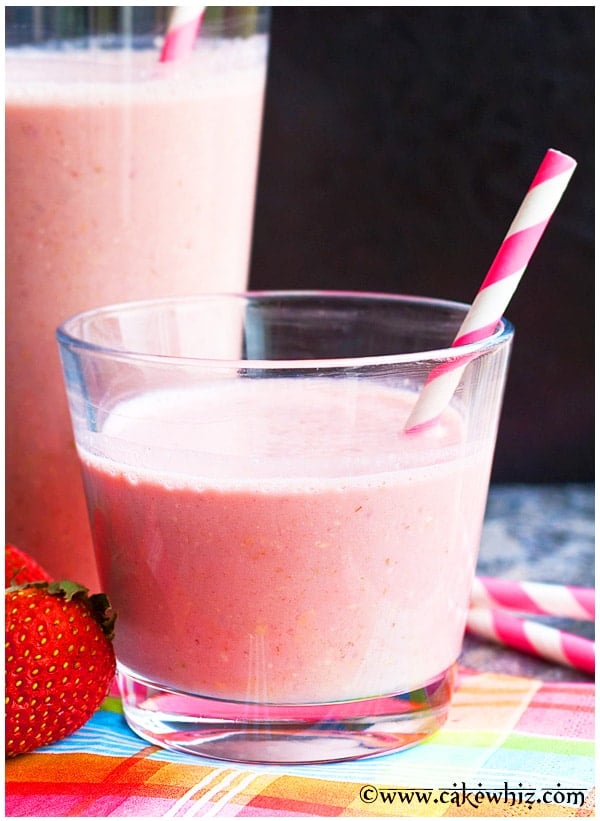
[249,7,594,484]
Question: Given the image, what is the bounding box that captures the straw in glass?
[405,148,577,433]
[160,5,205,63]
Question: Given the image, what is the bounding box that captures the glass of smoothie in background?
[57,291,513,764]
[5,6,270,589]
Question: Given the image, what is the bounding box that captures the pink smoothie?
[79,378,495,704]
[5,38,268,588]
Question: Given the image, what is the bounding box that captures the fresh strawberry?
[5,580,116,758]
[5,544,52,586]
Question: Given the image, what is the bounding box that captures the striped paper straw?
[472,576,595,621]
[160,5,205,63]
[405,148,577,433]
[466,606,595,675]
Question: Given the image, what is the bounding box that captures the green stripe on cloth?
[502,734,595,756]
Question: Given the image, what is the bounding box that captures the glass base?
[118,664,455,764]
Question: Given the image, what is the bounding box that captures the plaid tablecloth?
[5,667,594,817]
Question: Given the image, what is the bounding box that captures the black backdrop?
[249,7,594,484]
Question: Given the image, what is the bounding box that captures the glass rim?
[5,6,270,48]
[56,290,515,370]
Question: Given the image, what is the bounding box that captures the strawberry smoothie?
[79,378,495,704]
[5,35,268,588]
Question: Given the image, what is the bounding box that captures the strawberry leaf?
[47,579,89,600]
[89,593,117,641]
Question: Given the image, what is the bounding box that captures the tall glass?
[5,7,270,589]
[57,291,513,764]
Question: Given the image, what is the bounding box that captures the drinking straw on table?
[405,148,577,433]
[160,6,205,63]
[466,606,595,675]
[471,576,595,621]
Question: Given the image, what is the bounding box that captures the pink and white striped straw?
[405,148,577,433]
[466,606,595,675]
[471,576,594,621]
[160,5,205,63]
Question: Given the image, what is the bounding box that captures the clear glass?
[5,7,270,590]
[57,291,513,764]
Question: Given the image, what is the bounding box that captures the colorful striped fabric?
[5,668,594,817]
